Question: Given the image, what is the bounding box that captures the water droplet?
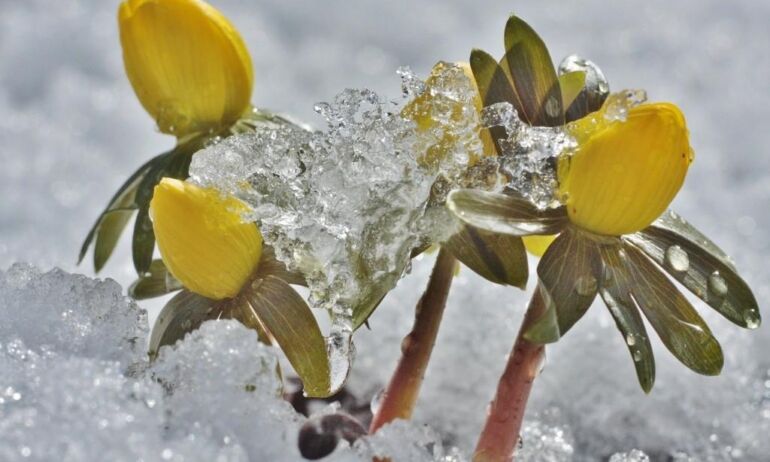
[633,350,643,362]
[575,275,598,296]
[707,271,728,297]
[326,314,355,394]
[665,245,690,272]
[744,309,761,329]
[370,388,385,414]
[626,333,637,346]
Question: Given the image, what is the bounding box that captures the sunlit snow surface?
[1,0,770,460]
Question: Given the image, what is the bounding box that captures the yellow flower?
[119,0,253,137]
[559,102,693,236]
[402,62,496,167]
[150,178,262,299]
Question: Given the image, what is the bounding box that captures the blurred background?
[1,0,768,459]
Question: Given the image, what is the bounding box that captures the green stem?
[368,248,456,433]
[473,286,547,462]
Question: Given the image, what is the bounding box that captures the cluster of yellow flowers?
[82,0,758,426]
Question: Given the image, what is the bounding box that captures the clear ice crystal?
[602,89,648,122]
[189,64,485,388]
[482,102,576,209]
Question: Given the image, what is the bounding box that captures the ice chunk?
[189,64,485,386]
[0,263,147,366]
[481,102,576,209]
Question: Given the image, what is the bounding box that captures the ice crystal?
[189,64,485,388]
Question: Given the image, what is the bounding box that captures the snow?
[2,0,770,460]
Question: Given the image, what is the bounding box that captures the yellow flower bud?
[119,0,253,137]
[559,102,693,236]
[150,178,262,299]
[522,235,557,257]
[402,62,496,167]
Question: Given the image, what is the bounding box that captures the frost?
[0,263,147,366]
[481,102,576,209]
[0,265,465,461]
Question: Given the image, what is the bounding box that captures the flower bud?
[119,0,253,136]
[150,178,262,299]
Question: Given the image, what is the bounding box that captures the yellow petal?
[523,235,557,257]
[150,178,262,299]
[119,0,253,137]
[402,62,496,167]
[559,101,693,236]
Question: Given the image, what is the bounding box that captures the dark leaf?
[469,48,519,154]
[132,205,156,276]
[254,246,307,286]
[628,212,760,329]
[598,244,656,393]
[79,155,159,270]
[128,259,182,300]
[525,228,603,343]
[445,223,528,288]
[243,276,331,397]
[149,289,222,358]
[93,208,135,273]
[352,289,388,331]
[447,189,567,237]
[623,244,724,375]
[503,15,563,126]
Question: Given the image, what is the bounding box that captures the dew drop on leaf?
[665,245,690,272]
[707,270,728,297]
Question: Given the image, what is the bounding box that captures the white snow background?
[1,0,769,460]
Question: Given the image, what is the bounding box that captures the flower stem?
[473,286,547,462]
[368,248,457,433]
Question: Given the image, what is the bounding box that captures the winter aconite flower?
[438,15,609,289]
[447,15,759,392]
[119,0,253,137]
[80,0,304,276]
[146,178,333,397]
[150,178,262,300]
[449,97,760,392]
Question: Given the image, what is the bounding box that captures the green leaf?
[503,15,563,126]
[128,259,182,300]
[93,208,136,273]
[598,244,656,393]
[254,246,307,286]
[352,288,388,331]
[149,289,222,358]
[79,155,159,270]
[242,276,331,397]
[131,141,199,275]
[444,223,528,288]
[446,189,567,237]
[469,48,518,155]
[628,212,760,329]
[525,228,602,343]
[132,205,156,276]
[623,244,724,376]
[558,71,586,111]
